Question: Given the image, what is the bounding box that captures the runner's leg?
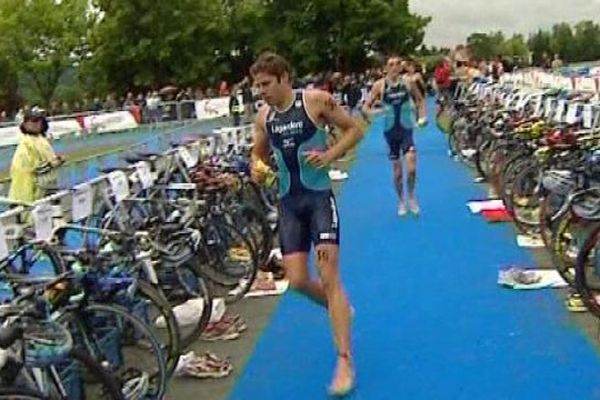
[283,252,327,308]
[309,192,353,393]
[404,130,419,213]
[279,198,327,307]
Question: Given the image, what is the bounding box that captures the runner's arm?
[314,91,364,163]
[361,80,382,116]
[407,79,427,121]
[250,107,271,179]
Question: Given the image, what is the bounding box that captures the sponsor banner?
[0,126,21,147]
[48,119,82,138]
[507,70,599,92]
[195,95,243,121]
[83,111,138,133]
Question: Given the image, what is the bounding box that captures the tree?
[256,0,430,74]
[0,0,90,106]
[528,29,552,66]
[502,34,529,62]
[550,22,575,62]
[221,0,267,81]
[0,0,431,107]
[573,21,600,62]
[85,0,227,93]
[357,0,430,61]
[0,53,20,113]
[467,32,505,60]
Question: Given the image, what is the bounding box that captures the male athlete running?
[363,55,427,215]
[250,52,363,396]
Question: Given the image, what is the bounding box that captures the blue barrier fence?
[0,117,228,196]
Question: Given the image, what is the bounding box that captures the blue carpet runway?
[231,103,600,399]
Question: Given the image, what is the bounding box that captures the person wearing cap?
[31,106,50,138]
[8,110,64,203]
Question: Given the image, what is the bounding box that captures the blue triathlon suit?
[382,78,416,159]
[265,91,340,256]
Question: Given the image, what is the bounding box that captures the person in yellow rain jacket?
[8,111,64,203]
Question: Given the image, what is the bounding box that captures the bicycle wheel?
[539,192,568,250]
[501,156,534,212]
[509,163,543,235]
[19,348,124,400]
[227,204,273,267]
[575,223,600,318]
[475,138,494,180]
[56,303,167,400]
[157,239,213,350]
[132,280,181,379]
[549,212,593,288]
[200,221,258,304]
[69,348,124,400]
[0,388,47,399]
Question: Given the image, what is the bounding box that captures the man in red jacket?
[434,58,452,113]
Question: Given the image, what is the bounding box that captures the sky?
[409,0,600,47]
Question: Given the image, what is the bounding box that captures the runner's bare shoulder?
[303,89,337,110]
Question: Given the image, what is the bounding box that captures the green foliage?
[501,34,529,61]
[83,0,429,90]
[0,0,430,111]
[467,31,505,60]
[466,20,600,67]
[84,0,227,92]
[528,21,600,65]
[0,0,90,107]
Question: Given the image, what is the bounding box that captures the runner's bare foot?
[328,354,355,397]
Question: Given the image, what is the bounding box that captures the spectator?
[541,52,552,70]
[146,91,162,126]
[176,87,195,119]
[331,72,344,104]
[123,92,136,109]
[406,58,427,99]
[80,97,91,112]
[219,81,229,97]
[49,101,61,116]
[61,101,71,115]
[103,95,117,111]
[176,88,193,101]
[552,54,563,71]
[240,76,254,122]
[15,107,26,125]
[478,60,489,77]
[135,94,145,107]
[229,84,242,126]
[490,55,504,82]
[90,97,103,112]
[342,75,362,117]
[433,57,452,98]
[8,110,64,203]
